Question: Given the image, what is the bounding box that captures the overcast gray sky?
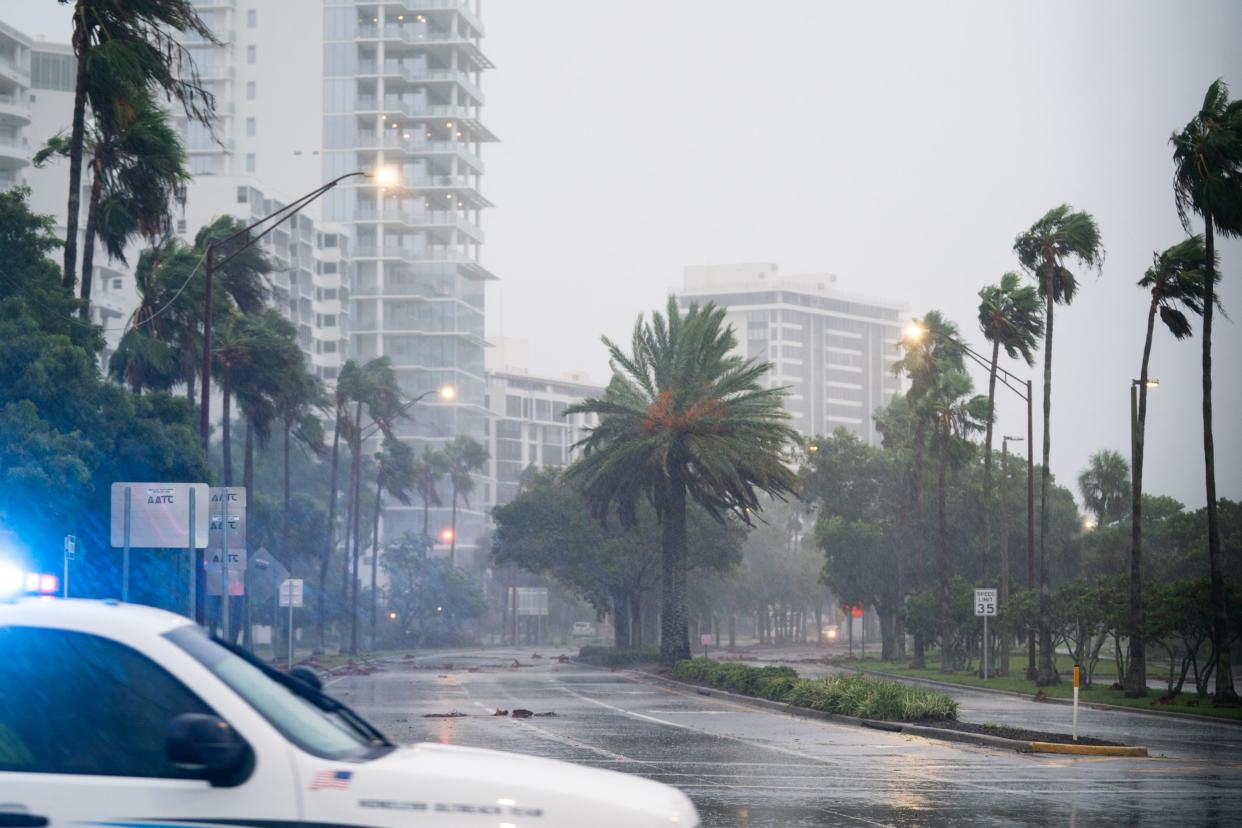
[5,0,1241,509]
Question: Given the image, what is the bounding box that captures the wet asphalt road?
[333,648,1242,827]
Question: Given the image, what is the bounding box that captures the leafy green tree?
[444,434,488,565]
[1171,78,1242,705]
[381,533,486,647]
[61,1,216,292]
[1126,236,1212,696]
[567,299,799,665]
[976,273,1042,601]
[1077,450,1131,528]
[1014,204,1104,686]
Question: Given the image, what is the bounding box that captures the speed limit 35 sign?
[974,588,997,616]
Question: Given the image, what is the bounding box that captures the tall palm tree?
[893,310,963,668]
[277,367,327,564]
[566,298,799,665]
[1172,78,1242,705]
[319,359,361,652]
[369,436,415,649]
[1125,235,1212,697]
[1014,204,1104,686]
[62,1,216,291]
[443,434,488,565]
[108,239,183,393]
[412,445,448,540]
[976,274,1042,607]
[1077,450,1130,528]
[927,370,988,672]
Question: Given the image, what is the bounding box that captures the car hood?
[338,740,697,827]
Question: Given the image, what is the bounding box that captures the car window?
[0,626,215,777]
[166,626,378,761]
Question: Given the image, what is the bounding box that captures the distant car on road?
[821,624,840,642]
[572,621,596,638]
[0,598,699,828]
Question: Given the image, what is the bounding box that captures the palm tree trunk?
[937,418,953,672]
[348,402,363,656]
[659,471,690,666]
[243,415,255,497]
[78,153,103,319]
[186,372,196,419]
[63,9,89,291]
[422,489,430,539]
[282,421,291,563]
[1037,268,1058,686]
[1124,300,1158,697]
[983,339,1000,588]
[449,488,458,564]
[221,375,232,486]
[1201,221,1236,704]
[369,470,384,651]
[908,417,928,669]
[319,400,343,653]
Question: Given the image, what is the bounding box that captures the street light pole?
[1000,434,1023,677]
[1127,377,1158,696]
[198,169,394,453]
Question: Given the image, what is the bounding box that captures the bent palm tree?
[567,298,799,665]
[444,435,488,565]
[369,436,415,649]
[412,445,448,539]
[1172,78,1242,704]
[63,1,216,291]
[977,274,1041,579]
[1125,235,1212,696]
[1014,204,1104,686]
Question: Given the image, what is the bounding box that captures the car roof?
[0,597,195,640]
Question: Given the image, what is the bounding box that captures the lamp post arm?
[360,388,443,442]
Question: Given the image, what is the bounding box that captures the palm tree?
[976,274,1042,609]
[62,1,216,291]
[1014,204,1104,686]
[1125,235,1212,697]
[412,445,447,539]
[443,434,488,565]
[108,239,183,393]
[893,310,963,668]
[1171,78,1242,705]
[1077,450,1130,528]
[276,367,327,564]
[319,359,361,652]
[566,298,799,665]
[369,437,415,649]
[927,370,988,672]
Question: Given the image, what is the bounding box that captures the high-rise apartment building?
[483,338,602,510]
[676,263,905,445]
[0,21,31,191]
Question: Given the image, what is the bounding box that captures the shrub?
[672,659,957,722]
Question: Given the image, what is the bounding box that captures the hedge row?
[671,658,958,722]
[577,645,661,667]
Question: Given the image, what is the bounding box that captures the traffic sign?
[110,483,209,548]
[974,589,998,617]
[63,534,75,561]
[279,578,304,608]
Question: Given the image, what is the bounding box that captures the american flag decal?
[310,769,353,790]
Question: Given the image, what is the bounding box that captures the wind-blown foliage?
[1078,450,1131,528]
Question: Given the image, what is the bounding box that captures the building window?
[245,153,256,173]
[505,395,522,417]
[246,45,257,64]
[237,186,248,204]
[246,117,256,137]
[190,156,213,175]
[318,314,337,328]
[322,341,337,353]
[246,80,256,100]
[176,218,187,233]
[111,278,123,290]
[247,8,257,28]
[323,233,338,248]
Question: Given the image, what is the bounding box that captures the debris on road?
[531,653,544,659]
[511,709,534,718]
[493,708,509,716]
[422,712,468,718]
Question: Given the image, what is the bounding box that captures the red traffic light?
[850,605,863,619]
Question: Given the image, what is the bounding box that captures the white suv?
[0,598,697,827]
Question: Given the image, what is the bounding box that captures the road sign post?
[1072,664,1081,741]
[188,489,196,621]
[280,578,304,666]
[111,483,210,607]
[974,588,998,680]
[62,534,75,598]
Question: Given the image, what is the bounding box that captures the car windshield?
[166,626,390,761]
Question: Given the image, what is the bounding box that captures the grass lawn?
[838,654,1242,722]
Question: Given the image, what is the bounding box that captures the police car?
[0,598,699,827]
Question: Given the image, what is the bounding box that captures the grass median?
[672,658,958,722]
[843,656,1242,721]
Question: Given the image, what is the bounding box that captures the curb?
[846,666,1242,728]
[630,671,1149,757]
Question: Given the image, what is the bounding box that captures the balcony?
[355,134,484,172]
[0,135,31,168]
[355,24,493,70]
[0,94,31,126]
[386,0,485,38]
[0,56,29,85]
[354,206,484,242]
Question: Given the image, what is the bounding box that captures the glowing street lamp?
[439,528,455,545]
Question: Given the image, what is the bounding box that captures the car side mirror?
[289,665,323,692]
[166,713,253,787]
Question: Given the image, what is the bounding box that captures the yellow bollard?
[1072,665,1081,741]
